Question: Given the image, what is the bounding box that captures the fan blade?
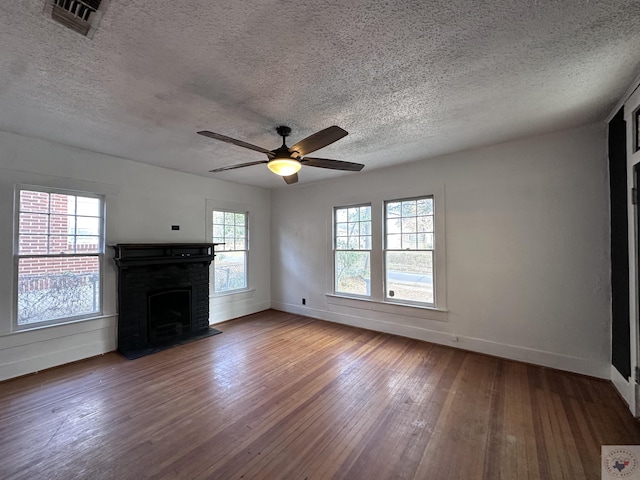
[209,160,268,172]
[289,126,348,157]
[198,131,273,156]
[301,157,364,171]
[283,173,299,184]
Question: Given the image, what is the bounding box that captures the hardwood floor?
[1,310,639,479]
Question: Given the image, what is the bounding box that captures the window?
[385,196,434,306]
[334,204,371,296]
[331,194,442,313]
[212,210,248,293]
[15,187,104,327]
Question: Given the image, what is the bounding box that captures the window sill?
[212,288,255,299]
[326,294,448,322]
[10,313,115,335]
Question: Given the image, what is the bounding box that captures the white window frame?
[326,185,447,322]
[333,203,372,298]
[384,195,435,307]
[13,185,105,330]
[211,208,249,295]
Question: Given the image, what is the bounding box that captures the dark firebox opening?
[148,288,192,346]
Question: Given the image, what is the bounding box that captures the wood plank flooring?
[1,309,639,479]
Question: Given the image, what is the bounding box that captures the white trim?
[612,364,633,407]
[326,294,448,322]
[11,312,112,334]
[623,85,640,416]
[212,287,254,299]
[272,302,608,378]
[606,74,640,123]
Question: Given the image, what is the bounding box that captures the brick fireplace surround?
[112,243,216,358]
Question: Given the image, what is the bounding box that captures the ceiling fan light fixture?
[267,157,302,176]
[199,124,362,185]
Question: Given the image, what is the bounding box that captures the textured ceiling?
[1,1,639,189]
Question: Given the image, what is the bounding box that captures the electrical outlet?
[302,298,306,305]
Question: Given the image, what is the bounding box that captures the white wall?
[0,130,271,381]
[271,123,611,378]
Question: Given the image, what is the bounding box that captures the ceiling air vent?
[45,0,103,36]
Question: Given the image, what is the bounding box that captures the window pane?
[417,233,434,249]
[402,217,416,232]
[402,234,417,249]
[19,235,48,254]
[335,251,370,296]
[387,218,401,234]
[17,256,100,325]
[386,251,433,304]
[213,211,247,254]
[387,234,401,249]
[50,194,75,214]
[402,201,416,216]
[417,216,433,233]
[387,202,401,218]
[214,251,246,292]
[49,236,75,254]
[360,236,371,249]
[335,206,370,251]
[76,236,100,253]
[76,197,100,217]
[19,213,48,235]
[417,198,433,215]
[213,211,225,224]
[49,214,69,235]
[20,191,49,213]
[76,216,100,236]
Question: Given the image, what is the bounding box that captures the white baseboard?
[271,302,609,379]
[611,365,633,408]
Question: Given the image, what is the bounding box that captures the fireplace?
[112,243,218,358]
